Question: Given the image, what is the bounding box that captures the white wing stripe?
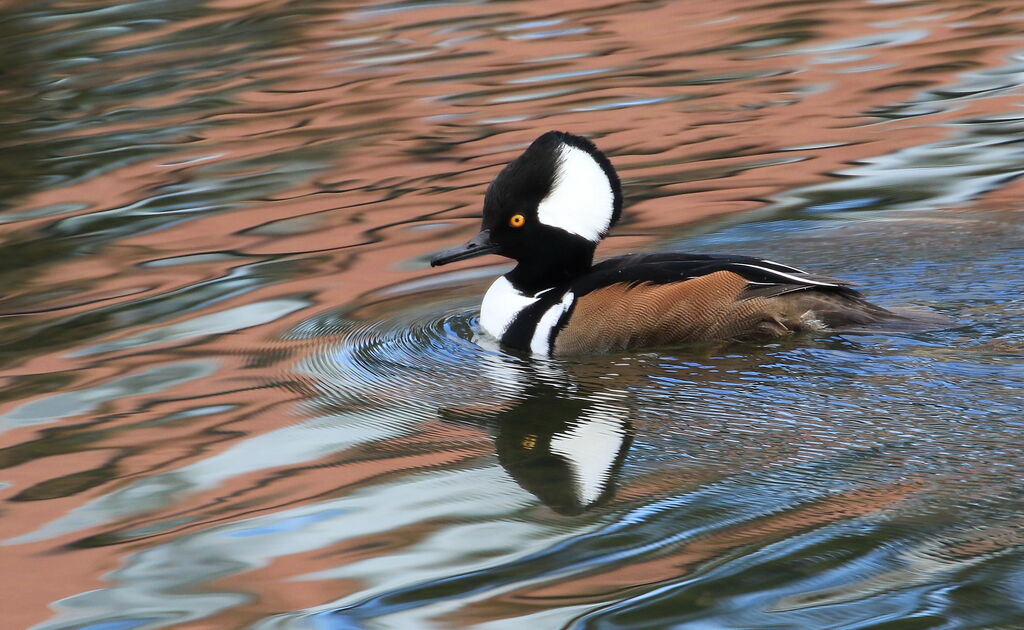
[731,263,840,287]
[757,258,806,273]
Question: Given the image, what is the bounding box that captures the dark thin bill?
[430,230,498,266]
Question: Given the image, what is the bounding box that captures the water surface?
[1,1,1022,629]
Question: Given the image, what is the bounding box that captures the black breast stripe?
[727,263,843,287]
[501,286,573,352]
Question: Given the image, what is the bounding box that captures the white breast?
[480,275,538,341]
[480,276,575,356]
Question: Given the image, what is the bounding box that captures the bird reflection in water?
[442,355,634,515]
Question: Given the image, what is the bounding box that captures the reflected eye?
[509,214,526,228]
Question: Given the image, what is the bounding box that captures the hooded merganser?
[430,131,951,356]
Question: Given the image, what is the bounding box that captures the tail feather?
[832,306,955,334]
[767,290,954,335]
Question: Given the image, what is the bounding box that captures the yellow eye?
[509,214,526,228]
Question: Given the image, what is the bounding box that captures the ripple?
[290,295,510,413]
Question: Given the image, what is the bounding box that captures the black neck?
[506,246,594,295]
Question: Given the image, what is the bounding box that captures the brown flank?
[553,271,886,355]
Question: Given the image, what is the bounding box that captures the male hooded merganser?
[430,131,951,356]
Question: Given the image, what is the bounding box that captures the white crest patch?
[537,143,614,242]
[480,275,537,340]
[529,291,574,355]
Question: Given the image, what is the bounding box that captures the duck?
[430,131,951,356]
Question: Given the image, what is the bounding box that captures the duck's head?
[430,131,622,274]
